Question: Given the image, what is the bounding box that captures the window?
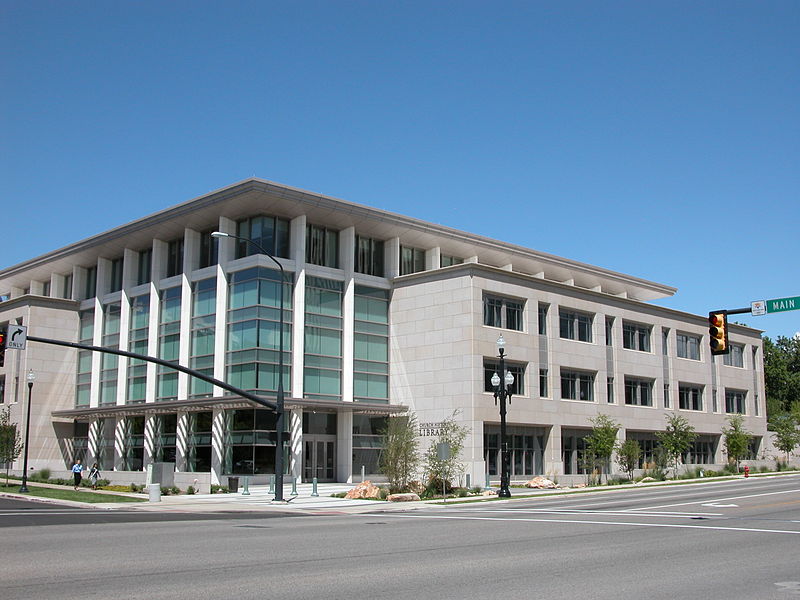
[622,321,651,352]
[354,286,389,403]
[62,273,73,299]
[137,249,152,285]
[725,389,746,414]
[236,215,290,259]
[662,328,669,355]
[483,295,523,331]
[677,333,701,360]
[354,235,384,276]
[166,238,184,278]
[440,255,462,267]
[539,368,548,398]
[483,360,525,396]
[227,267,293,395]
[304,277,343,400]
[84,266,97,299]
[75,310,94,407]
[353,415,388,475]
[538,303,548,335]
[400,246,425,275]
[127,295,149,404]
[42,281,51,297]
[605,317,614,346]
[679,385,703,411]
[723,344,744,368]
[199,230,219,269]
[305,224,339,268]
[100,303,121,404]
[664,383,670,408]
[559,309,593,342]
[0,375,5,404]
[157,287,182,401]
[190,279,216,398]
[109,257,123,293]
[187,411,213,472]
[561,369,594,402]
[607,377,614,403]
[624,377,653,406]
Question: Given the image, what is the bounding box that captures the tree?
[585,414,620,484]
[764,335,800,419]
[769,414,799,462]
[422,410,468,496]
[617,439,642,481]
[722,415,752,472]
[656,413,696,479]
[0,406,24,486]
[379,413,420,493]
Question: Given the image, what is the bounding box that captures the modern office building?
[0,178,767,487]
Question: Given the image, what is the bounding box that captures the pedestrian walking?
[71,459,84,490]
[88,463,101,490]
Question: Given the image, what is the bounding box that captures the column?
[175,411,189,472]
[290,408,302,481]
[210,407,225,485]
[337,410,353,483]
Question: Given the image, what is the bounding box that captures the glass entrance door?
[303,436,336,482]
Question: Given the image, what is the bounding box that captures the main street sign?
[751,296,800,316]
[766,296,800,314]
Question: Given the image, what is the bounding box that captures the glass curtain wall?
[99,302,121,405]
[224,409,284,475]
[190,279,216,397]
[226,267,293,395]
[75,310,94,407]
[353,286,389,403]
[157,287,181,401]
[121,416,144,470]
[187,411,213,472]
[97,417,116,470]
[304,277,343,400]
[152,414,177,463]
[484,425,546,477]
[353,415,388,475]
[127,295,149,404]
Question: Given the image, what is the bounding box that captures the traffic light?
[708,311,729,355]
[0,330,5,368]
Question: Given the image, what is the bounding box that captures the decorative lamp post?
[491,335,514,498]
[211,231,288,502]
[19,369,36,493]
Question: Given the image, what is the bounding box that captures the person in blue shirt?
[71,459,84,490]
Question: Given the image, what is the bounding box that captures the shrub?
[186,485,196,495]
[37,468,52,481]
[606,476,629,486]
[455,487,469,498]
[722,462,739,475]
[470,486,483,495]
[211,484,229,494]
[330,492,347,498]
[378,487,390,500]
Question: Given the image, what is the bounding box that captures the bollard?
[311,477,319,497]
[466,473,471,490]
[361,465,365,483]
[148,483,161,502]
[484,472,491,491]
[268,474,275,493]
[291,475,298,496]
[242,476,250,496]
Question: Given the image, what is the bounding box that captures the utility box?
[151,462,175,487]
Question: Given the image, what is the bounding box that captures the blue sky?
[2,1,798,340]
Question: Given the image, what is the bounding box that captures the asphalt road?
[3,475,799,600]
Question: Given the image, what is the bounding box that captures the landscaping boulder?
[387,492,420,502]
[345,480,381,499]
[482,490,498,497]
[525,476,558,489]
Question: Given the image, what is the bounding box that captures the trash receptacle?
[148,483,161,502]
[227,476,239,493]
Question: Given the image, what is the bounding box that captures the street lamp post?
[19,369,36,493]
[491,335,514,498]
[211,231,288,502]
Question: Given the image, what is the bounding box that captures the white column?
[177,273,192,400]
[384,237,400,279]
[176,411,189,472]
[89,298,102,408]
[114,418,126,471]
[116,290,130,406]
[342,280,354,403]
[144,414,156,467]
[337,410,354,483]
[426,247,441,271]
[291,271,306,398]
[290,408,302,481]
[210,408,225,485]
[145,281,159,403]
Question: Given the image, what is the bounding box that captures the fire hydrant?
[744,465,750,478]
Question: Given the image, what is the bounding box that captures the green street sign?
[766,296,800,314]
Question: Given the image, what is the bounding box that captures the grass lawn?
[0,483,147,504]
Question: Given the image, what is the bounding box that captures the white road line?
[629,488,800,512]
[378,513,800,535]
[458,508,722,518]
